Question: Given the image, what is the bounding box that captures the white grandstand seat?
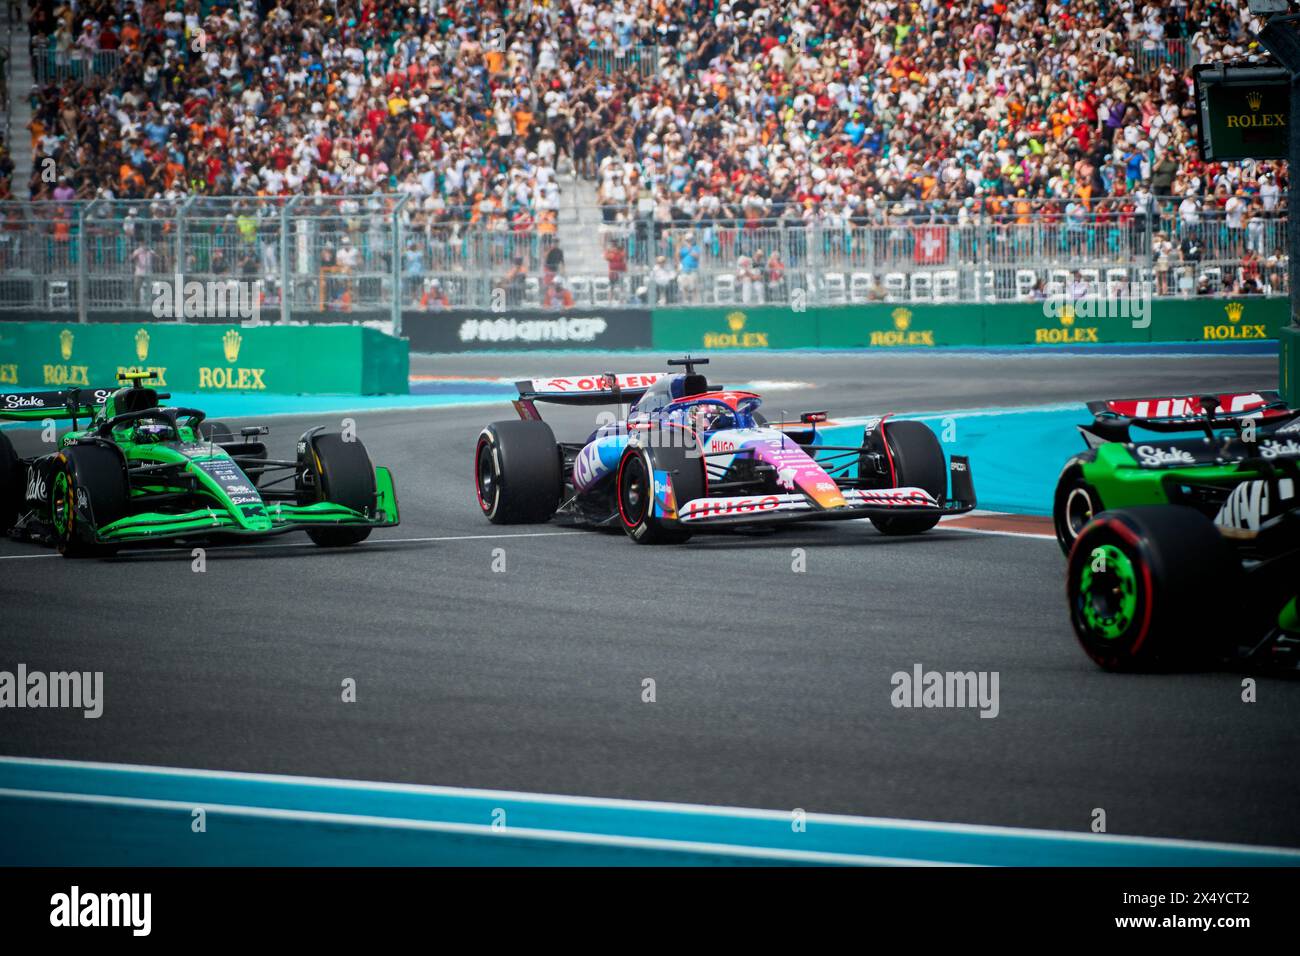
[569,276,593,307]
[1015,269,1037,299]
[1104,268,1129,298]
[822,272,846,305]
[47,280,71,309]
[591,277,612,306]
[883,273,907,301]
[1045,268,1071,298]
[849,272,873,303]
[909,272,932,302]
[933,270,959,302]
[523,276,541,308]
[714,273,736,305]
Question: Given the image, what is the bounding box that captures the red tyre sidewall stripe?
[616,450,639,530]
[474,434,491,514]
[878,414,898,487]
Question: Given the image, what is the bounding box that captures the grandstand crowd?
[0,0,1290,301]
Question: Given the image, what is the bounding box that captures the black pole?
[1292,71,1300,325]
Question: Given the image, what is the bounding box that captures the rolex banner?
[1194,64,1290,162]
[649,298,1289,351]
[0,323,409,395]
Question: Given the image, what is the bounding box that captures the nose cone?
[758,436,846,509]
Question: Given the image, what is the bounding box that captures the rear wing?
[1081,391,1296,444]
[512,372,667,419]
[0,387,115,423]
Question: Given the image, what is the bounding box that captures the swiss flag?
[913,226,948,265]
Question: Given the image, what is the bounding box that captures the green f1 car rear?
[0,374,399,558]
[1053,391,1300,672]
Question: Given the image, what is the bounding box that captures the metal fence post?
[392,195,410,336]
[77,199,94,323]
[177,195,195,323]
[281,196,297,325]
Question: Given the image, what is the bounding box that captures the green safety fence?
[651,297,1290,351]
[0,322,409,395]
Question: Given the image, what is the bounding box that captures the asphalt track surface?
[4,349,1299,851]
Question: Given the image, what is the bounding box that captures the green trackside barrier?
[1281,324,1300,407]
[0,322,409,395]
[651,297,1290,350]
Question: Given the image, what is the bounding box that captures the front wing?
[675,486,973,527]
[87,467,400,545]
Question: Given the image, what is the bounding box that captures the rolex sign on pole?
[1193,64,1290,161]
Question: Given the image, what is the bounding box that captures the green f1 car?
[1054,391,1299,671]
[0,373,399,557]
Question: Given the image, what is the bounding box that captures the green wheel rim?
[1078,543,1138,641]
[51,470,71,536]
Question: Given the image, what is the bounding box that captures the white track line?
[3,755,1296,860]
[0,787,942,866]
[0,530,581,560]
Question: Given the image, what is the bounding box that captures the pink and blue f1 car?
[474,358,976,544]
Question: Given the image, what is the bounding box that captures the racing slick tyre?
[300,433,376,547]
[1067,506,1238,672]
[1053,456,1102,556]
[0,430,19,533]
[870,420,946,536]
[52,444,128,558]
[615,441,702,545]
[475,420,563,524]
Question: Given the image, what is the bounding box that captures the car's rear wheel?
[0,430,19,533]
[475,420,562,524]
[1067,506,1238,671]
[870,420,946,536]
[52,444,128,558]
[1053,459,1102,555]
[300,433,376,547]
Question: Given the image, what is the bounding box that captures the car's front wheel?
[299,432,376,547]
[52,445,128,558]
[870,419,946,536]
[616,444,695,544]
